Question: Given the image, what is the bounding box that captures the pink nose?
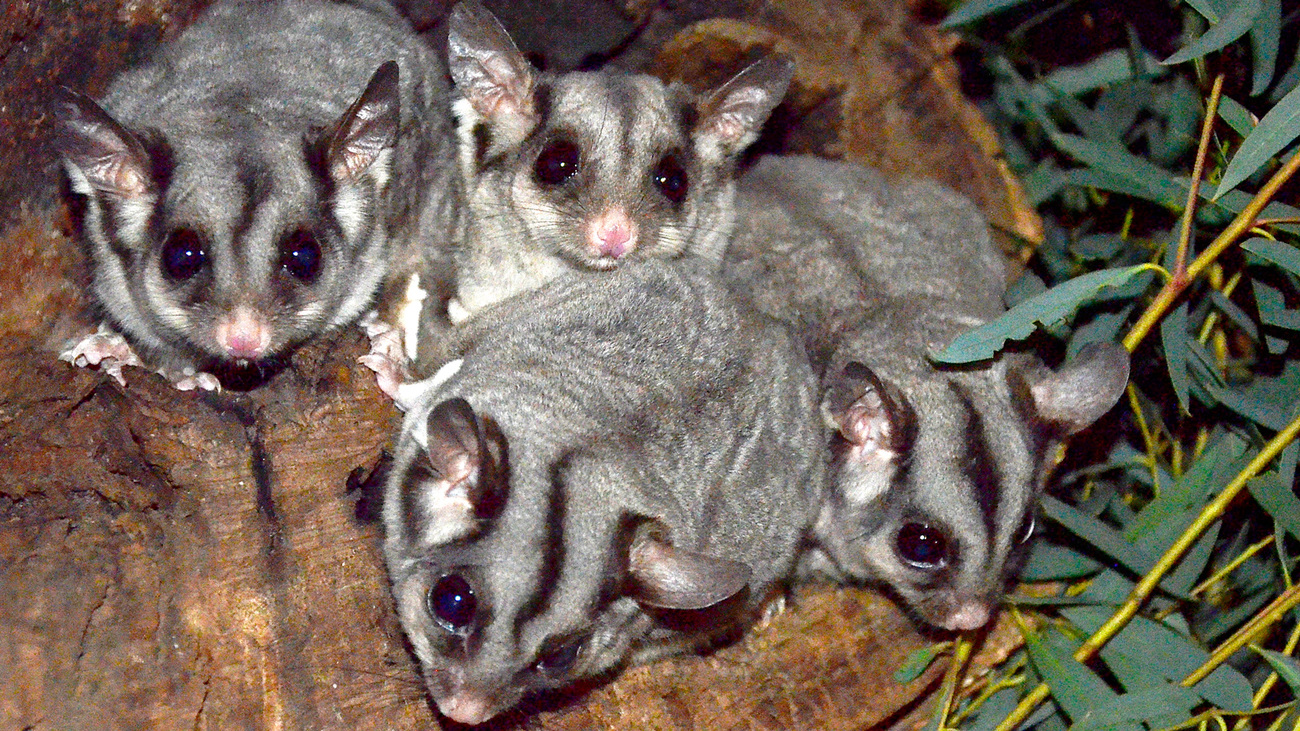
[944,602,991,631]
[215,307,271,360]
[439,691,496,726]
[588,207,638,259]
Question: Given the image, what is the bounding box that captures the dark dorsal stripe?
[950,382,1001,548]
[511,451,570,641]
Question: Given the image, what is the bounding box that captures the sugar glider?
[437,1,792,328]
[55,0,458,390]
[384,260,825,724]
[725,155,1130,631]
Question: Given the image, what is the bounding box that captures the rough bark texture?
[0,0,1037,729]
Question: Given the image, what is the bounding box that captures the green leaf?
[1070,684,1200,731]
[939,0,1035,28]
[1215,82,1300,197]
[1040,496,1157,577]
[1163,0,1261,66]
[1063,608,1255,711]
[1250,0,1281,95]
[1254,279,1300,331]
[1034,49,1163,98]
[1020,540,1105,581]
[1243,237,1300,277]
[1258,649,1300,696]
[1209,290,1260,340]
[1184,0,1223,22]
[1162,301,1192,412]
[932,266,1154,363]
[894,642,949,683]
[1051,134,1187,206]
[1022,626,1126,725]
[1218,95,1257,136]
[1248,472,1300,540]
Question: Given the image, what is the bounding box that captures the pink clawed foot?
[358,313,409,401]
[60,325,221,391]
[60,326,145,387]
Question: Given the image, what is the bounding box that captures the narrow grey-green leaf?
[1218,95,1257,136]
[1248,472,1300,540]
[1022,626,1123,725]
[1250,0,1281,95]
[932,266,1154,363]
[1051,133,1187,205]
[1258,649,1300,696]
[1020,540,1105,581]
[1070,684,1200,731]
[1163,0,1261,66]
[1215,82,1300,196]
[1183,0,1222,22]
[1254,279,1300,331]
[1243,237,1300,276]
[1162,301,1192,412]
[1209,290,1260,340]
[894,642,949,683]
[940,0,1035,28]
[1034,49,1163,98]
[1040,496,1155,577]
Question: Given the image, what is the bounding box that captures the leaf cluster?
[917,1,1300,729]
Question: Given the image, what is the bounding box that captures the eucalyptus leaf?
[1022,626,1126,726]
[894,642,950,683]
[1040,496,1157,578]
[1209,290,1260,340]
[1020,539,1105,581]
[1258,649,1300,696]
[1069,684,1200,731]
[1254,279,1300,331]
[1163,0,1261,66]
[1248,472,1300,540]
[1249,0,1281,95]
[1242,237,1300,277]
[1215,82,1300,197]
[932,266,1154,363]
[939,0,1036,28]
[1034,50,1164,98]
[1218,95,1256,136]
[1162,301,1192,412]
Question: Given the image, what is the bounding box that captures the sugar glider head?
[54,62,402,387]
[383,397,752,725]
[446,0,791,273]
[815,343,1130,631]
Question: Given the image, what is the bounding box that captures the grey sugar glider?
[725,155,1131,631]
[384,260,825,725]
[439,1,793,325]
[54,0,458,390]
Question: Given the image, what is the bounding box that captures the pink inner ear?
[443,453,476,496]
[841,391,892,450]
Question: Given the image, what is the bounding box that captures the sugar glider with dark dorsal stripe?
[384,261,825,725]
[438,1,792,329]
[724,155,1130,631]
[54,0,457,390]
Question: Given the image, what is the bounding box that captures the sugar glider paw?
[359,314,409,401]
[170,370,222,392]
[60,326,145,387]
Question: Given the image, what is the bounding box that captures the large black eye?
[428,574,476,632]
[651,154,688,205]
[896,522,950,569]
[535,637,583,677]
[279,229,321,283]
[534,139,580,186]
[161,228,207,281]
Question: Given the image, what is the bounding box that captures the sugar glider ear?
[403,397,508,547]
[326,60,401,186]
[628,534,752,611]
[447,1,538,133]
[53,88,156,201]
[823,361,913,464]
[694,57,793,159]
[1028,342,1130,435]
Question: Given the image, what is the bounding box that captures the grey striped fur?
[725,156,1129,631]
[440,1,791,324]
[384,261,825,724]
[55,0,457,385]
